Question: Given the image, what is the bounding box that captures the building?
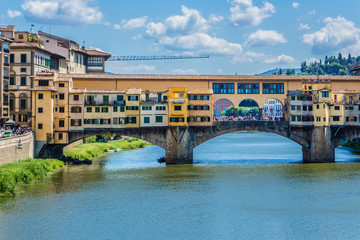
[0,35,12,124]
[140,90,168,127]
[287,79,360,127]
[263,99,283,118]
[168,87,188,126]
[188,89,213,126]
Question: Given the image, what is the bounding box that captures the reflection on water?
[1,132,360,240]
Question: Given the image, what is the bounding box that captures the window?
[59,83,65,87]
[71,119,82,126]
[213,83,234,94]
[117,95,123,101]
[335,106,340,110]
[174,105,182,111]
[303,106,307,111]
[19,34,23,39]
[95,107,100,113]
[59,107,65,113]
[156,106,166,111]
[321,91,329,98]
[58,133,63,140]
[20,99,26,109]
[20,68,26,73]
[126,106,139,111]
[316,104,319,109]
[103,95,109,104]
[262,83,284,94]
[55,107,57,112]
[297,116,301,121]
[128,95,139,101]
[155,116,163,123]
[145,93,150,102]
[71,107,82,113]
[170,117,185,123]
[238,83,259,94]
[73,95,79,101]
[333,116,340,121]
[142,106,152,111]
[38,80,49,86]
[38,107,43,113]
[38,93,43,99]
[21,54,27,63]
[21,77,26,86]
[296,106,301,111]
[101,107,108,113]
[291,116,296,121]
[59,93,65,100]
[308,106,313,111]
[86,107,92,113]
[158,93,162,102]
[10,54,14,63]
[88,57,103,66]
[290,96,295,101]
[38,123,43,129]
[125,117,137,124]
[113,106,118,112]
[10,76,14,85]
[144,117,150,124]
[120,106,125,112]
[291,105,295,111]
[59,120,65,127]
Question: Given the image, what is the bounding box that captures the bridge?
[41,121,360,164]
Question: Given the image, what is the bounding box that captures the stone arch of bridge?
[191,121,308,149]
[332,126,360,148]
[67,128,168,150]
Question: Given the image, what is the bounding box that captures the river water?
[1,132,360,240]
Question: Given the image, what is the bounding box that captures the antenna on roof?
[30,24,35,33]
[83,41,85,48]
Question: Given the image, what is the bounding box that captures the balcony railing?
[141,98,167,103]
[85,100,126,106]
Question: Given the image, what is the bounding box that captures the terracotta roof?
[10,42,38,47]
[58,73,360,82]
[332,90,358,94]
[86,89,126,94]
[188,89,213,94]
[0,36,13,42]
[126,88,142,95]
[86,50,111,56]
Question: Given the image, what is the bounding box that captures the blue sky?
[2,0,360,75]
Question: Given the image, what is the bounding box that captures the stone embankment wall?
[63,139,83,151]
[0,132,34,165]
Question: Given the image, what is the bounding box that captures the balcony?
[85,100,126,106]
[141,98,167,104]
[169,98,186,104]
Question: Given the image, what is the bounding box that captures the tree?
[286,69,295,75]
[301,61,307,72]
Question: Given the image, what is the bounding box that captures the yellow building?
[125,88,141,128]
[188,89,213,126]
[168,87,188,126]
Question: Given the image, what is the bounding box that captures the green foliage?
[0,158,64,196]
[221,106,259,117]
[64,139,150,160]
[285,69,296,75]
[301,53,358,75]
[84,136,97,143]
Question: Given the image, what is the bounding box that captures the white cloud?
[308,9,316,15]
[132,34,143,40]
[146,5,218,38]
[244,29,287,47]
[172,68,198,74]
[21,0,103,25]
[302,16,360,54]
[115,16,148,30]
[305,58,319,64]
[230,0,275,27]
[107,62,156,74]
[263,54,296,64]
[232,51,295,64]
[7,9,22,18]
[292,2,299,8]
[145,6,242,56]
[298,23,310,30]
[157,33,243,56]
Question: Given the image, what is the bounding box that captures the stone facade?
[0,132,34,165]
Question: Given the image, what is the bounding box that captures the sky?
[2,0,360,75]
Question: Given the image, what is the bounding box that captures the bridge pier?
[165,127,194,164]
[302,126,335,163]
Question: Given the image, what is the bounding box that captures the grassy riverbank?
[342,141,360,151]
[0,158,65,197]
[64,138,150,160]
